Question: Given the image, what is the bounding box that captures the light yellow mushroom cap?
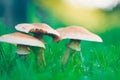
[0,32,45,49]
[15,23,60,42]
[57,26,103,42]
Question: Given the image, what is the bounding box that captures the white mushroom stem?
[61,40,84,66]
[17,45,30,59]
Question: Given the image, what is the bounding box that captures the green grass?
[0,21,120,80]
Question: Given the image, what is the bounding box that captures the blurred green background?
[0,0,120,80]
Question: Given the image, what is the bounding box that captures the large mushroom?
[0,32,45,59]
[57,26,103,66]
[15,23,60,65]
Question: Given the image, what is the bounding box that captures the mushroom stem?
[61,47,70,66]
[32,47,46,66]
[33,33,46,66]
[68,40,85,62]
[37,49,46,66]
[34,33,43,40]
[61,40,81,66]
[17,45,30,60]
[68,39,80,51]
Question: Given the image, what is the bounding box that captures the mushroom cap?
[0,32,45,49]
[15,23,60,41]
[57,26,103,42]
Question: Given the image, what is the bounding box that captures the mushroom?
[57,26,103,66]
[15,23,60,41]
[0,32,45,60]
[15,23,60,65]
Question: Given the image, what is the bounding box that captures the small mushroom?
[0,32,45,59]
[57,26,103,66]
[15,23,60,65]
